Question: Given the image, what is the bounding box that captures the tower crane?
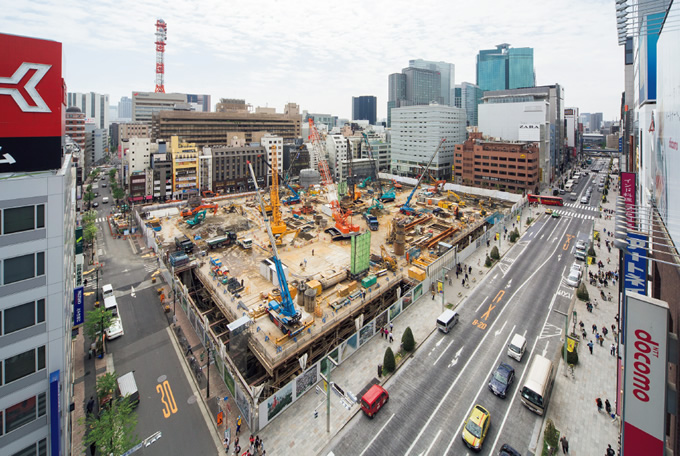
[400,138,446,216]
[247,161,303,336]
[263,146,287,236]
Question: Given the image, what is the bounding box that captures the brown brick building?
[454,132,539,194]
[151,103,302,147]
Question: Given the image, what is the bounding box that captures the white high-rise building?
[325,135,348,180]
[67,92,110,130]
[260,134,284,177]
[390,103,467,179]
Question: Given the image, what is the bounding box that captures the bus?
[527,194,564,206]
[520,354,553,415]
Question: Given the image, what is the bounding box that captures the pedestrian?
[186,346,194,356]
[389,332,394,343]
[592,323,597,334]
[88,345,93,359]
[223,437,230,453]
[606,444,615,456]
[605,399,612,415]
[600,336,604,347]
[312,249,314,256]
[462,278,465,286]
[236,415,242,435]
[469,266,472,274]
[456,270,459,279]
[431,289,435,300]
[610,343,616,356]
[560,435,569,454]
[86,396,95,415]
[378,364,382,377]
[595,333,600,345]
[596,397,603,412]
[464,273,468,281]
[588,340,594,354]
[389,322,393,332]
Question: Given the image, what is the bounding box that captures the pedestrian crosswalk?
[144,261,158,273]
[550,210,596,221]
[562,203,598,211]
[96,217,108,223]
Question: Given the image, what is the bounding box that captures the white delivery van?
[436,309,460,334]
[508,333,527,361]
[102,284,114,299]
[117,372,140,407]
[102,197,109,204]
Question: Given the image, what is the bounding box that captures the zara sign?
[518,123,541,141]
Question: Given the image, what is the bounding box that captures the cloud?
[2,0,623,120]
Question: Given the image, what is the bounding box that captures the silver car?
[566,270,581,287]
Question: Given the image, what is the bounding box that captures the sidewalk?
[536,174,621,455]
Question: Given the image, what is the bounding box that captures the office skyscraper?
[118,96,132,120]
[409,59,455,106]
[352,96,377,125]
[67,91,110,129]
[476,44,535,92]
[388,66,443,127]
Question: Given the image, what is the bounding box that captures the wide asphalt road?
[326,199,598,455]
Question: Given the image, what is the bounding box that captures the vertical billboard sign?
[0,33,65,173]
[73,286,84,327]
[622,292,668,456]
[622,231,648,345]
[621,172,637,229]
[50,370,61,456]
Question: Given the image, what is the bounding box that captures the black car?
[92,202,99,208]
[488,362,515,398]
[499,443,522,455]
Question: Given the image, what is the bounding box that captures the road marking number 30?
[157,380,178,418]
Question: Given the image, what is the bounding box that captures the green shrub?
[490,246,500,260]
[542,419,560,456]
[485,255,493,267]
[562,343,579,365]
[526,217,533,225]
[576,282,589,301]
[588,246,596,258]
[383,347,396,374]
[401,327,415,352]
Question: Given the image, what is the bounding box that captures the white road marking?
[433,339,456,365]
[130,286,136,298]
[423,429,442,456]
[475,296,489,313]
[359,413,395,456]
[495,320,507,337]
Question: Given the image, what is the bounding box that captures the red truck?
[360,384,389,418]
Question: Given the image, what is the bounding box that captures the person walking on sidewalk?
[596,397,604,413]
[560,435,569,454]
[86,396,95,415]
[588,340,594,354]
[610,343,616,356]
[236,415,242,435]
[606,444,616,456]
[605,399,612,415]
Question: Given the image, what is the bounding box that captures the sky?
[2,0,623,121]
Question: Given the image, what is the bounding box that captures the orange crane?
[308,119,359,237]
[180,204,218,218]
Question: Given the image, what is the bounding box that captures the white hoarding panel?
[622,291,668,456]
[518,123,541,141]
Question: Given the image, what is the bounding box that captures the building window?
[2,205,45,235]
[11,437,48,456]
[3,393,46,435]
[2,299,45,335]
[3,252,45,285]
[3,346,46,385]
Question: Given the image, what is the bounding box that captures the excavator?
[186,210,207,227]
[380,245,397,271]
[358,176,372,188]
[181,204,218,218]
[447,190,466,207]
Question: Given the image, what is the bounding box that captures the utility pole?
[319,355,338,433]
[441,266,451,311]
[206,346,211,399]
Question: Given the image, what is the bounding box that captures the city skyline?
[2,0,621,121]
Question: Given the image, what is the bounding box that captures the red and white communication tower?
[154,19,167,93]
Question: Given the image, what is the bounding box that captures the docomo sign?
[622,291,668,456]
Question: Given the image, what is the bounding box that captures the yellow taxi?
[462,404,491,451]
[545,208,553,215]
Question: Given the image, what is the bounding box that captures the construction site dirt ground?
[145,184,514,362]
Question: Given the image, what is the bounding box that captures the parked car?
[566,270,581,287]
[104,316,124,340]
[499,443,522,456]
[570,263,583,279]
[488,363,515,398]
[576,240,587,250]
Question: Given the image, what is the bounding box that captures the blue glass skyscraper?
[476,44,535,92]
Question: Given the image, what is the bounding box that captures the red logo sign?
[0,33,64,139]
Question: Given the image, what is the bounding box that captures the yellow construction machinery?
[447,190,466,207]
[380,245,397,271]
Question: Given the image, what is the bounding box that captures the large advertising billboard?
[620,172,637,230]
[622,292,668,456]
[0,33,65,173]
[518,123,541,141]
[655,2,680,244]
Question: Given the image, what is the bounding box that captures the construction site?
[137,123,520,430]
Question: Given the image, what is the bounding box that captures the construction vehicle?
[202,190,217,198]
[378,186,396,203]
[400,138,446,216]
[175,235,195,253]
[358,176,372,188]
[308,119,360,239]
[447,190,466,207]
[380,245,397,271]
[237,238,252,249]
[259,149,287,236]
[206,233,237,249]
[181,204,218,218]
[282,184,301,205]
[363,213,379,231]
[186,210,207,227]
[247,161,303,337]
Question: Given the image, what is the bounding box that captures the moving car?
[545,208,553,215]
[499,443,522,456]
[92,202,99,208]
[488,363,515,398]
[462,404,491,450]
[360,384,389,418]
[580,196,589,204]
[551,210,560,218]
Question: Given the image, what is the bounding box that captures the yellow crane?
[266,145,287,235]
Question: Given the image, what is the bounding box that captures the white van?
[436,309,459,334]
[508,334,527,361]
[117,372,140,407]
[102,284,114,299]
[569,192,578,201]
[102,197,109,204]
